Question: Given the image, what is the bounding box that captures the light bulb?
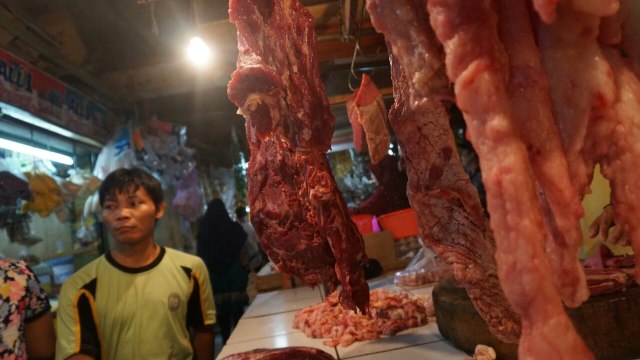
[187,36,210,66]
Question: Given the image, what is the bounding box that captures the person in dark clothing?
[235,206,268,272]
[196,198,249,345]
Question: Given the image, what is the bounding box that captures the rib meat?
[535,2,617,196]
[366,0,520,343]
[496,0,587,308]
[228,0,369,313]
[427,0,593,358]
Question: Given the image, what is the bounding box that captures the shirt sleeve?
[186,258,216,328]
[55,278,77,360]
[55,277,101,360]
[18,261,51,322]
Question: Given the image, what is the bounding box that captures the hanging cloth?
[346,74,391,164]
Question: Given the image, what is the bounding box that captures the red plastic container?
[377,208,419,239]
[351,214,375,235]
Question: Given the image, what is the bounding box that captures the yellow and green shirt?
[55,247,216,360]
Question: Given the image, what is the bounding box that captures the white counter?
[216,274,469,359]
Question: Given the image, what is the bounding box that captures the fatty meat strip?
[427,1,593,358]
[597,48,640,282]
[535,3,617,196]
[227,0,369,313]
[496,0,587,307]
[366,0,520,343]
[363,0,451,107]
[532,0,560,24]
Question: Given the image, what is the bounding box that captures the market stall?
[2,0,640,359]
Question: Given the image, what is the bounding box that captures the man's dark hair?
[235,206,247,221]
[99,167,163,208]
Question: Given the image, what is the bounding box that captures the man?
[56,167,215,360]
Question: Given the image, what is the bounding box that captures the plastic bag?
[93,125,136,180]
[394,246,451,287]
[171,168,204,223]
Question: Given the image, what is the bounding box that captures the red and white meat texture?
[428,0,594,359]
[597,48,640,283]
[346,74,391,164]
[221,347,335,360]
[227,0,369,314]
[532,0,560,24]
[535,3,617,196]
[366,0,452,107]
[496,0,588,308]
[367,0,519,343]
[388,57,521,343]
[293,289,430,347]
[584,267,634,296]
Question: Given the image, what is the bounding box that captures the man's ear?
[155,202,166,220]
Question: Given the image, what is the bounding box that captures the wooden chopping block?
[433,277,640,360]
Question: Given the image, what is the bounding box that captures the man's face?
[101,186,165,246]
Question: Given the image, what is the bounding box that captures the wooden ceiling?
[0,0,391,167]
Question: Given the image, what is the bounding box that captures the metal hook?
[348,42,361,92]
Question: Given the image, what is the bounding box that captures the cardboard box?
[255,271,293,292]
[362,230,397,266]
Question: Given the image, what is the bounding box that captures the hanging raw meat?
[496,0,588,308]
[535,2,617,197]
[427,0,593,358]
[366,0,520,343]
[227,0,369,314]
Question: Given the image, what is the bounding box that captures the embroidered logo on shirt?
[168,293,181,311]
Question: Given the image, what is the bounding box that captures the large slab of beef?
[366,0,519,343]
[227,0,369,313]
[221,347,335,360]
[427,0,593,358]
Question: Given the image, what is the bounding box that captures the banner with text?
[0,48,117,143]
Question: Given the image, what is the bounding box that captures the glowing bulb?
[187,37,210,66]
